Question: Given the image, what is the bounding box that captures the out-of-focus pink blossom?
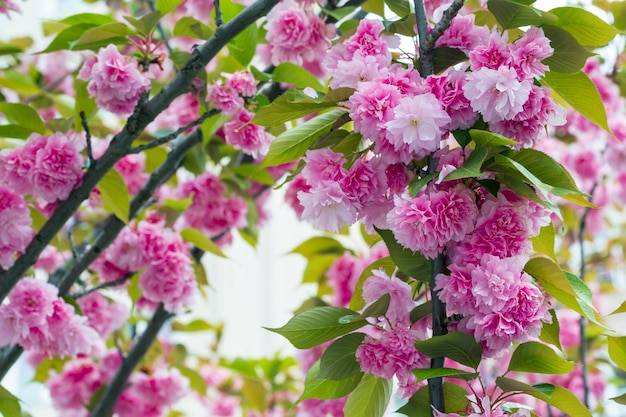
[0,186,33,269]
[222,109,271,158]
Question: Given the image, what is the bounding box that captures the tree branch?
[89,304,173,417]
[0,0,280,303]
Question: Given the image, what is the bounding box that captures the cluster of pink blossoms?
[47,351,188,417]
[92,216,197,313]
[0,132,84,203]
[433,189,552,357]
[0,185,33,269]
[0,278,102,357]
[78,44,151,115]
[208,72,272,158]
[261,0,335,77]
[176,172,248,241]
[355,270,430,398]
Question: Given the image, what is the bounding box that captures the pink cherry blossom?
[0,186,33,269]
[132,367,189,408]
[78,44,151,115]
[348,81,402,141]
[47,359,103,414]
[469,30,512,71]
[463,66,532,123]
[387,184,478,259]
[426,69,479,131]
[207,83,245,116]
[298,182,358,233]
[222,109,271,158]
[362,269,415,327]
[284,174,311,219]
[301,148,347,183]
[510,27,553,80]
[435,13,489,54]
[384,93,451,158]
[150,93,200,133]
[76,292,128,339]
[0,0,21,17]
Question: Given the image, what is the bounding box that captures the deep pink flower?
[133,368,189,408]
[301,148,347,183]
[362,269,415,327]
[348,81,402,141]
[151,93,200,133]
[284,174,311,219]
[264,1,311,64]
[435,263,475,316]
[387,184,478,259]
[224,71,257,97]
[78,44,151,115]
[471,255,526,314]
[426,69,479,131]
[435,14,489,54]
[76,292,128,339]
[207,83,244,116]
[47,359,103,413]
[327,253,365,307]
[510,27,553,79]
[469,30,512,71]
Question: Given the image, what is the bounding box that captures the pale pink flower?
[222,109,271,158]
[329,54,387,89]
[207,83,244,116]
[301,148,347,183]
[150,93,200,133]
[76,292,128,339]
[264,1,311,65]
[463,66,532,123]
[0,186,33,268]
[78,44,151,115]
[387,184,478,259]
[115,153,148,195]
[384,93,451,158]
[341,158,388,206]
[177,0,214,21]
[435,263,475,316]
[380,63,426,95]
[114,389,161,417]
[510,27,553,79]
[284,174,311,219]
[348,81,402,140]
[469,30,512,71]
[224,71,257,96]
[362,269,415,327]
[426,69,479,131]
[33,245,64,273]
[471,255,526,314]
[298,182,358,232]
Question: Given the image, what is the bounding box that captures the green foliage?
[98,169,130,223]
[539,309,562,351]
[349,257,397,311]
[319,333,366,380]
[173,17,214,39]
[174,365,208,396]
[541,70,612,136]
[443,146,488,181]
[298,360,363,403]
[397,382,470,415]
[412,367,478,383]
[0,102,46,139]
[180,228,226,258]
[375,228,431,280]
[272,63,326,92]
[607,336,626,370]
[262,110,348,167]
[496,377,592,417]
[123,11,162,36]
[252,89,345,127]
[155,0,185,15]
[507,342,574,374]
[530,224,558,263]
[548,7,621,46]
[488,0,557,29]
[542,25,596,73]
[344,374,392,417]
[265,306,368,349]
[0,385,21,417]
[414,332,483,370]
[384,0,410,18]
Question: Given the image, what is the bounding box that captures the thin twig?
[214,0,223,26]
[129,109,218,154]
[80,111,95,164]
[70,272,134,300]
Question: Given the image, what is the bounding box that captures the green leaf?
[541,71,611,136]
[321,5,357,21]
[361,0,385,17]
[539,309,562,351]
[302,254,336,284]
[469,129,518,147]
[231,164,275,186]
[229,23,257,66]
[32,357,65,383]
[397,382,470,415]
[174,365,207,396]
[541,25,595,73]
[409,301,432,324]
[563,271,598,323]
[386,14,416,37]
[180,228,226,258]
[290,236,345,259]
[252,90,338,127]
[319,333,366,380]
[408,173,437,197]
[265,306,368,349]
[412,367,478,383]
[610,391,626,405]
[298,361,363,403]
[375,227,431,280]
[344,374,392,417]
[384,0,410,17]
[359,293,390,319]
[124,11,162,35]
[0,70,39,95]
[349,257,397,311]
[39,23,99,53]
[173,17,214,39]
[171,319,217,332]
[155,0,184,15]
[0,125,37,140]
[524,258,600,325]
[99,169,130,223]
[432,47,469,74]
[608,336,626,371]
[488,0,557,29]
[508,341,574,374]
[72,22,130,50]
[548,7,620,46]
[608,299,626,315]
[0,103,46,135]
[201,112,230,145]
[496,377,592,417]
[262,110,348,167]
[74,78,97,131]
[0,385,21,417]
[530,223,557,263]
[273,62,325,92]
[62,13,117,25]
[414,332,483,369]
[443,146,488,181]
